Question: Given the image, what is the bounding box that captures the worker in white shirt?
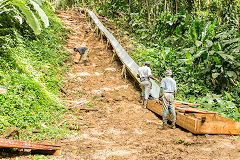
[137,61,159,108]
[159,69,177,129]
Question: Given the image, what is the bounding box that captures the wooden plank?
[57,83,67,95]
[196,114,240,135]
[175,106,217,114]
[0,138,61,155]
[176,112,199,134]
[147,100,240,135]
[198,120,240,135]
[147,100,199,133]
[175,100,201,106]
[147,100,163,116]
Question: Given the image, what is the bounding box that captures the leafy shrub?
[0,0,71,140]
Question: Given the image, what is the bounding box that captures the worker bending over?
[137,61,159,108]
[159,69,177,129]
[73,45,89,65]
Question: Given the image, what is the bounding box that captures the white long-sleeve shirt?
[137,66,152,78]
[160,76,177,93]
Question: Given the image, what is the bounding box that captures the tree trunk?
[156,0,159,17]
[164,0,167,21]
[129,0,131,14]
[104,0,107,16]
[198,0,201,12]
[147,0,150,24]
[176,0,178,14]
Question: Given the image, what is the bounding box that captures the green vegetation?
[56,0,240,121]
[0,0,71,140]
[0,0,239,143]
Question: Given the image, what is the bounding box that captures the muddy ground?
[53,10,240,160]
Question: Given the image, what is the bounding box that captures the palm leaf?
[201,22,211,42]
[32,0,42,6]
[217,51,235,63]
[29,0,49,28]
[11,0,41,35]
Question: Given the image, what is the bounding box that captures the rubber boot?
[171,122,176,129]
[161,123,167,130]
[144,99,148,108]
[141,96,145,105]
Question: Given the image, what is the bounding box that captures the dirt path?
[56,10,240,160]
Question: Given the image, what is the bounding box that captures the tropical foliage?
[0,0,51,35]
[0,0,239,141]
[0,0,71,140]
[55,0,240,121]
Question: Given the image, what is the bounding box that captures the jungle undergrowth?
[0,1,73,141]
[96,7,240,121]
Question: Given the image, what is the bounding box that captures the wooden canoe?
[147,100,240,135]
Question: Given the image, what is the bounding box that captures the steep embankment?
[0,4,69,141]
[57,10,240,160]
